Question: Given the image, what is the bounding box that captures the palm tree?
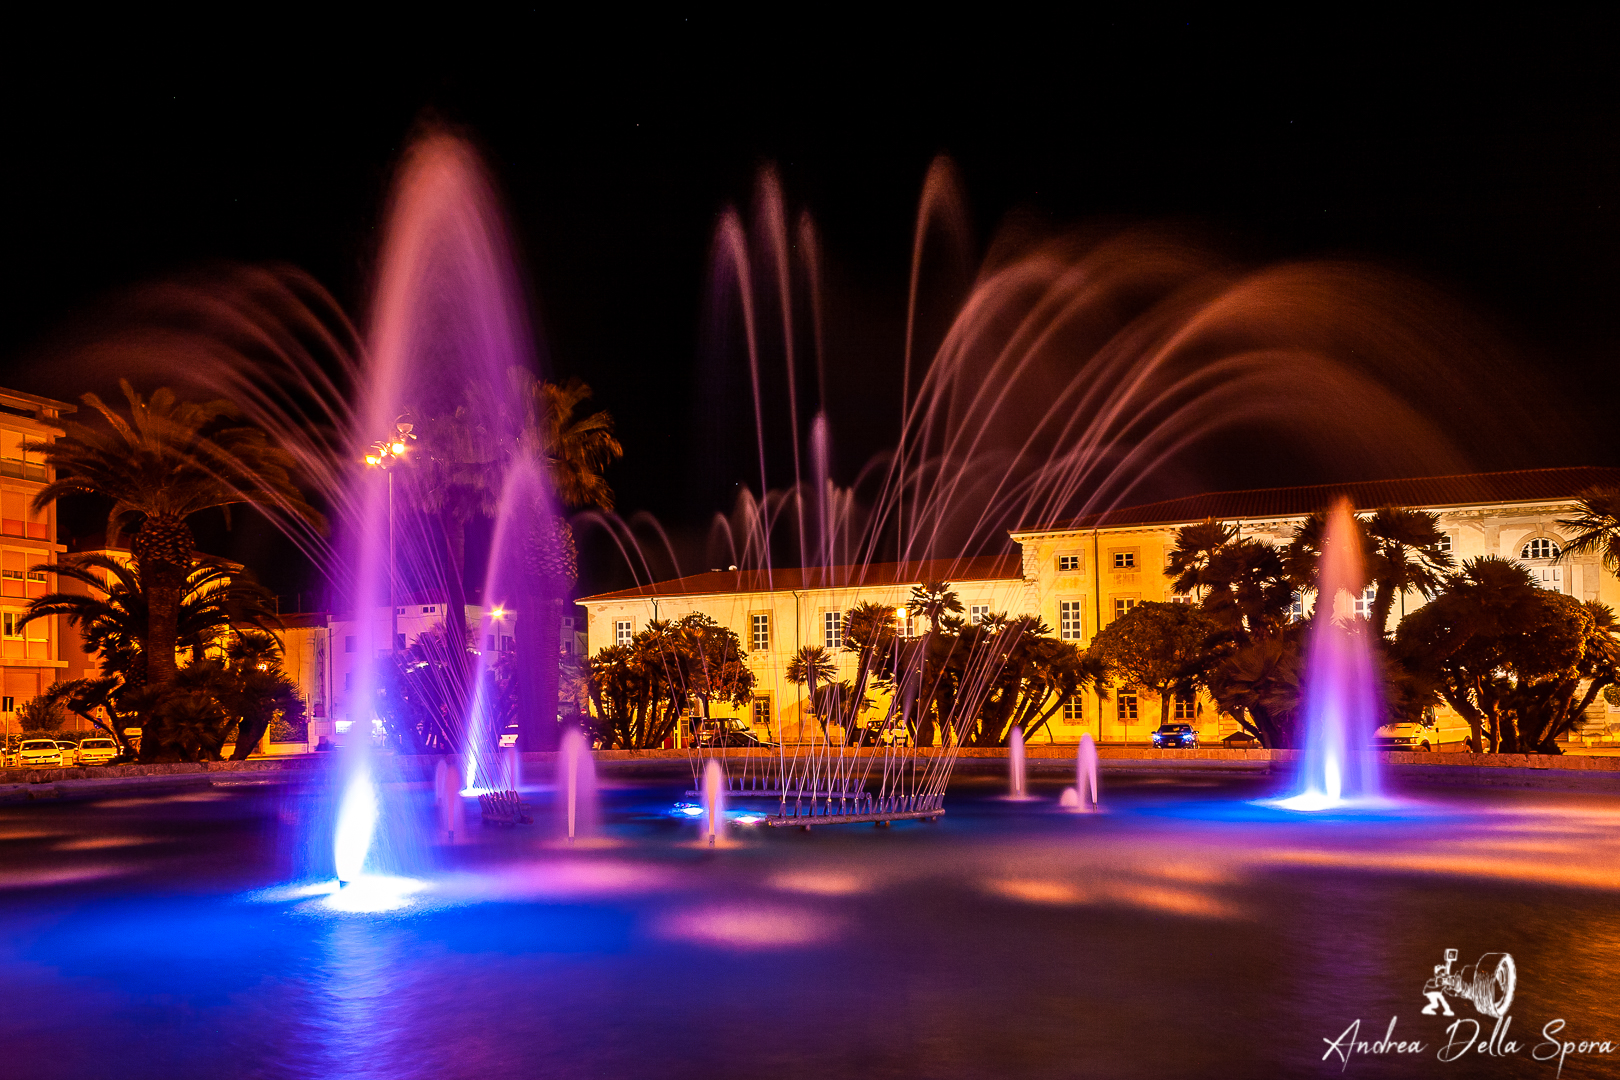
[31,382,321,689]
[511,373,622,749]
[1166,518,1239,597]
[20,553,282,693]
[1364,507,1454,632]
[786,644,838,739]
[1558,487,1620,578]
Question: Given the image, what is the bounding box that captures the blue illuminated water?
[2,771,1618,1079]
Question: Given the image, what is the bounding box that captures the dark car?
[689,718,775,749]
[1151,723,1198,749]
[1221,730,1262,749]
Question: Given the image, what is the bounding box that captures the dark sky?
[2,14,1617,595]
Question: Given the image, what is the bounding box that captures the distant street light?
[364,420,415,653]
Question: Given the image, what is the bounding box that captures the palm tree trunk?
[144,574,182,687]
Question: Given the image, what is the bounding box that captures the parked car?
[855,722,909,747]
[54,740,79,765]
[1374,719,1436,752]
[15,739,64,768]
[689,718,774,748]
[497,724,521,749]
[1222,730,1262,749]
[75,738,119,766]
[1151,723,1198,749]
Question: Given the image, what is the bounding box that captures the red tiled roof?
[579,552,1023,603]
[1027,466,1620,532]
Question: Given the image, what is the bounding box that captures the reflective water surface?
[2,772,1618,1079]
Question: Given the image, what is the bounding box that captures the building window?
[1532,566,1563,591]
[26,570,44,583]
[823,610,843,649]
[1169,594,1191,605]
[485,634,495,651]
[1436,533,1452,554]
[344,636,356,653]
[501,635,515,652]
[615,619,634,646]
[396,606,406,615]
[1521,537,1560,560]
[344,672,352,691]
[896,609,917,638]
[395,633,407,651]
[1113,597,1137,620]
[1063,699,1084,721]
[1117,692,1138,721]
[1174,693,1196,720]
[968,604,991,625]
[0,567,20,581]
[1,612,19,637]
[1289,592,1305,621]
[1058,599,1084,641]
[1113,551,1136,569]
[1057,554,1081,572]
[751,695,772,729]
[1352,587,1376,619]
[422,605,435,614]
[751,612,770,651]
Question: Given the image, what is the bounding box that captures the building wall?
[582,576,1028,744]
[0,390,71,737]
[577,493,1619,748]
[1012,497,1620,744]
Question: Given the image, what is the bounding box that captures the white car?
[15,739,64,768]
[75,738,119,765]
[54,740,79,765]
[1374,720,1436,752]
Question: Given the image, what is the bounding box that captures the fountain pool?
[3,768,1618,1079]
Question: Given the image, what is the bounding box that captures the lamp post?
[364,421,415,654]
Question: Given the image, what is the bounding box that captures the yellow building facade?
[581,466,1620,746]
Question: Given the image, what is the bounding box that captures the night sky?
[2,14,1617,597]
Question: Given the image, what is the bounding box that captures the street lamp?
[364,420,415,653]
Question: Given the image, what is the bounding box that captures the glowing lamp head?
[491,606,505,619]
[364,454,381,466]
[390,441,407,455]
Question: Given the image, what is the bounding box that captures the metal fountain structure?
[687,605,1030,828]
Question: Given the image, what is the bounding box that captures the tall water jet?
[334,761,377,884]
[1280,499,1384,810]
[702,759,725,846]
[1008,725,1028,798]
[1076,732,1100,811]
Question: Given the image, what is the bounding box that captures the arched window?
[1521,537,1560,560]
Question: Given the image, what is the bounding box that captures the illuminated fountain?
[1008,725,1029,799]
[1277,499,1385,811]
[701,760,726,846]
[1075,733,1100,811]
[558,728,597,843]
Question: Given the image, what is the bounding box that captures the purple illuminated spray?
[1008,725,1028,798]
[1283,499,1383,809]
[334,131,551,872]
